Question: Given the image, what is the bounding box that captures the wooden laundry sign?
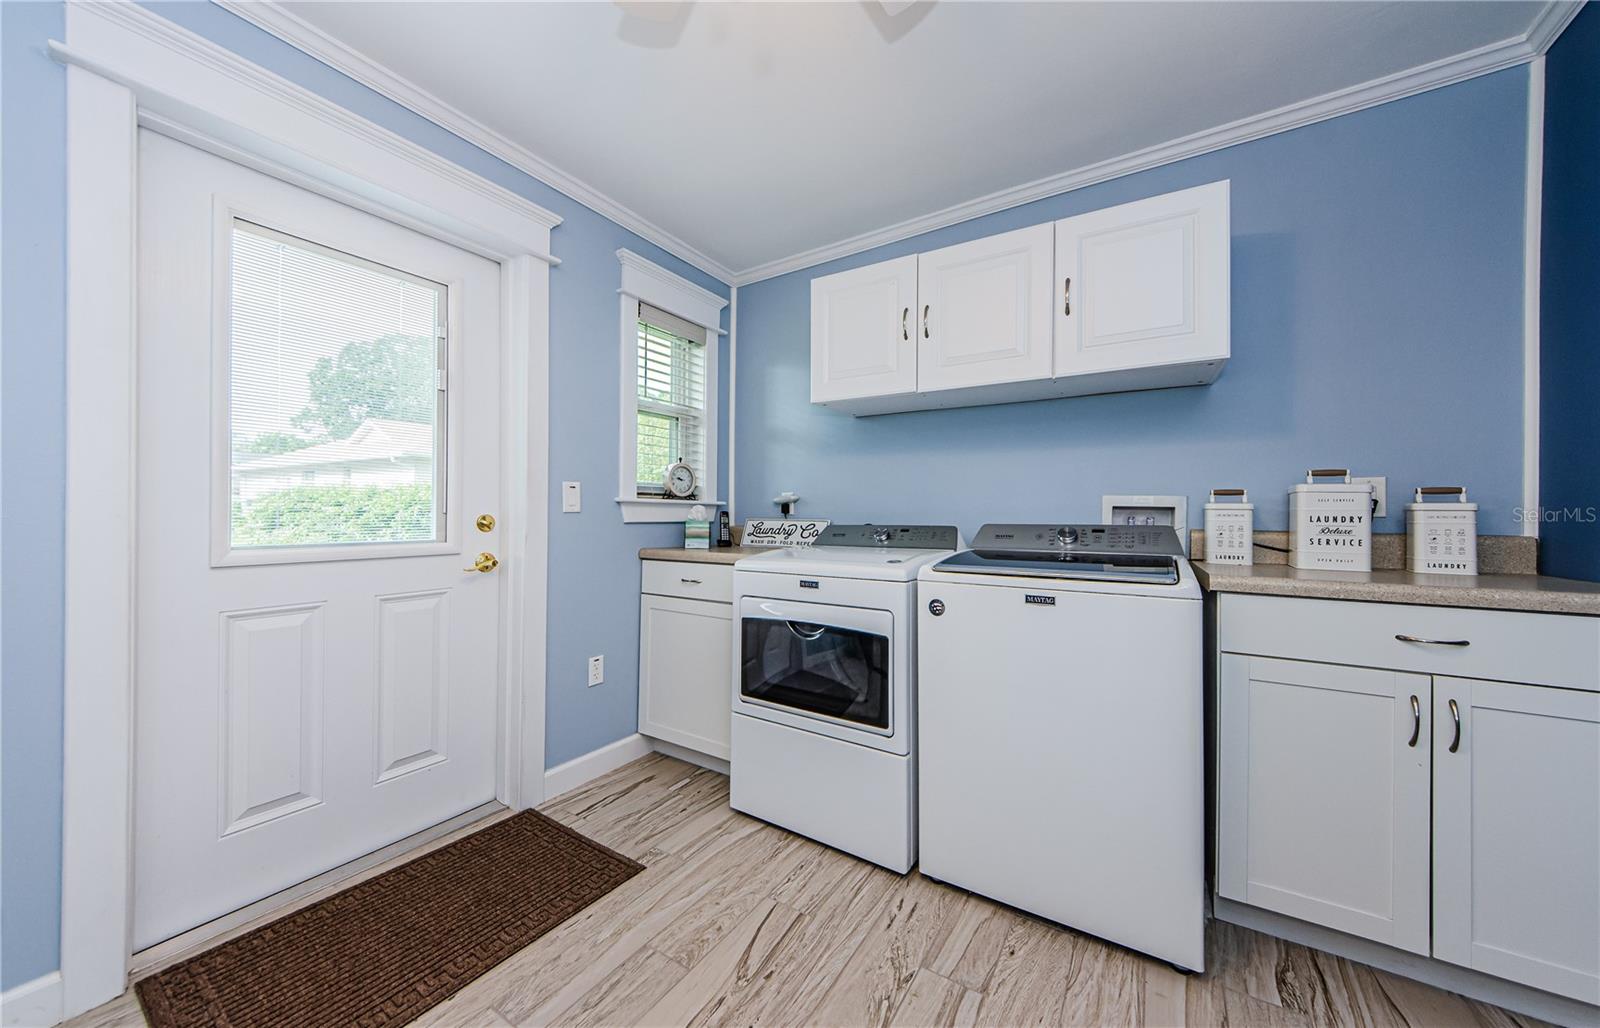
[741,519,831,547]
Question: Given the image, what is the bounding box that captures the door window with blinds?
[634,301,707,498]
[225,220,447,555]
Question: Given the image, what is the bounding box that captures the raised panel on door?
[1055,180,1229,378]
[374,590,450,783]
[810,255,918,405]
[1217,654,1430,954]
[1433,677,1600,1004]
[638,594,732,759]
[916,224,1054,393]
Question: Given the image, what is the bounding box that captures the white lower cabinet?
[638,561,732,761]
[1432,677,1600,1003]
[1217,655,1431,955]
[1217,594,1600,1005]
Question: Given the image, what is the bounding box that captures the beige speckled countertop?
[1192,561,1600,616]
[638,546,764,565]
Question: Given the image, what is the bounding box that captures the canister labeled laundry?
[1288,469,1373,571]
[1204,489,1254,565]
[1406,487,1477,575]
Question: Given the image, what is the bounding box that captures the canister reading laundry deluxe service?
[1288,469,1373,571]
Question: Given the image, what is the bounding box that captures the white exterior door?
[1433,677,1600,1004]
[132,131,504,949]
[1217,655,1431,955]
[915,224,1054,393]
[1054,180,1230,377]
[809,255,918,405]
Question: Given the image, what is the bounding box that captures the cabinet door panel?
[1433,678,1600,1003]
[638,594,732,759]
[1055,180,1229,377]
[916,224,1054,392]
[1218,654,1430,954]
[810,255,918,405]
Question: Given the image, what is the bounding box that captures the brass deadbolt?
[475,514,496,533]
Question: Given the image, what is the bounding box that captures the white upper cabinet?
[810,255,918,406]
[916,224,1054,394]
[1432,677,1600,1005]
[1054,180,1230,382]
[808,181,1231,415]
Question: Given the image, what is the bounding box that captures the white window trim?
[616,249,728,524]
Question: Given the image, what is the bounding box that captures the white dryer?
[732,524,958,873]
[917,523,1206,971]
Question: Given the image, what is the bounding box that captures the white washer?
[917,523,1206,971]
[732,524,958,873]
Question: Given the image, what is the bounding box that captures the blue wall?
[2,0,69,993]
[0,2,729,988]
[1538,4,1600,582]
[734,69,1532,541]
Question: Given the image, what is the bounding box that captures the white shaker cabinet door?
[915,224,1055,393]
[638,593,732,760]
[1054,180,1230,380]
[1218,654,1431,955]
[1432,677,1600,1004]
[810,255,919,406]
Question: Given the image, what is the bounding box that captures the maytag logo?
[1024,594,1056,606]
[799,580,820,589]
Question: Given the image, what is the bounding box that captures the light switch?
[562,481,581,513]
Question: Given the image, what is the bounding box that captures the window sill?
[617,497,725,524]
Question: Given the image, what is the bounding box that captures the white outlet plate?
[562,481,581,513]
[1354,476,1387,518]
[587,655,603,687]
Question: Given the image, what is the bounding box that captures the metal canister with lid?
[1204,489,1254,565]
[1406,487,1477,575]
[1288,468,1373,571]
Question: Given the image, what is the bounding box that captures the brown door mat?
[136,810,643,1028]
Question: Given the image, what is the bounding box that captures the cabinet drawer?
[642,560,733,603]
[1219,594,1600,691]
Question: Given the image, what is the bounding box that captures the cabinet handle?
[679,577,702,585]
[922,304,930,339]
[1063,276,1072,316]
[1395,634,1470,647]
[902,306,909,341]
[1408,694,1420,747]
[1448,698,1462,753]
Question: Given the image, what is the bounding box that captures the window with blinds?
[227,220,446,548]
[635,301,707,497]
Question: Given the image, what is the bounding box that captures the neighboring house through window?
[616,249,727,523]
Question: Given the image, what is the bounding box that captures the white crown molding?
[214,0,738,285]
[214,0,1582,288]
[732,0,1583,285]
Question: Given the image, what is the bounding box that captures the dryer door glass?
[741,617,889,729]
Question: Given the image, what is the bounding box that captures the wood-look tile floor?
[66,754,1550,1028]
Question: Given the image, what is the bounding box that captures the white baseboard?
[2,972,63,1028]
[648,737,730,776]
[542,733,653,802]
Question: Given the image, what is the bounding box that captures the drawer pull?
[1448,698,1462,753]
[679,577,702,585]
[1408,694,1420,747]
[1395,634,1470,647]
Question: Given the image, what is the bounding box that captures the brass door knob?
[464,551,500,573]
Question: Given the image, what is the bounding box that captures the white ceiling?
[263,1,1550,280]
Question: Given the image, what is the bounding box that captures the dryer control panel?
[819,524,960,549]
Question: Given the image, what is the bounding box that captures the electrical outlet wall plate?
[587,655,603,687]
[1354,476,1387,518]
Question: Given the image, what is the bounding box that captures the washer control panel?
[971,523,1185,556]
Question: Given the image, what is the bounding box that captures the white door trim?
[54,3,555,1018]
